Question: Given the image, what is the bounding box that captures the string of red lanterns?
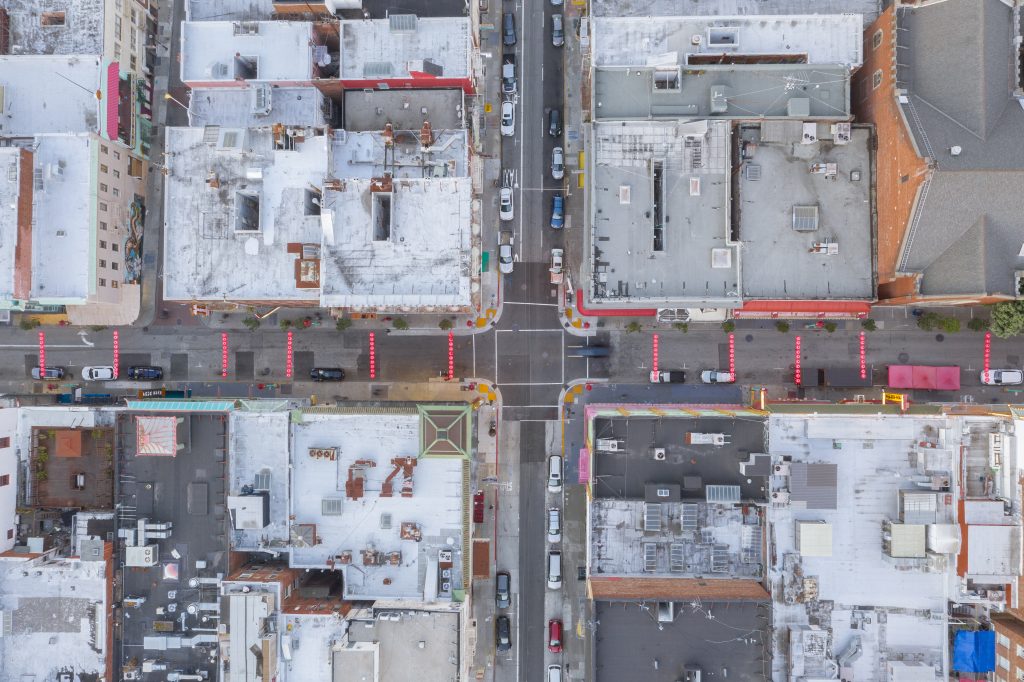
[794,336,802,385]
[369,332,376,380]
[220,333,228,378]
[448,331,454,381]
[112,330,119,379]
[285,331,293,379]
[652,334,659,374]
[983,332,991,384]
[728,333,735,377]
[38,332,45,377]
[859,332,866,380]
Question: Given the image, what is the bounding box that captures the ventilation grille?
[322,498,344,515]
[389,14,417,32]
[253,471,271,491]
[643,543,657,572]
[644,503,662,532]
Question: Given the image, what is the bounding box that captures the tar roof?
[0,55,102,136]
[0,148,23,300]
[161,126,328,302]
[0,0,104,54]
[180,21,314,83]
[342,88,465,132]
[590,120,738,307]
[340,17,470,79]
[321,177,473,309]
[592,15,863,69]
[594,64,851,121]
[893,0,1024,297]
[0,555,109,681]
[188,86,328,129]
[591,0,879,24]
[342,610,461,682]
[768,413,956,679]
[737,123,873,300]
[31,134,94,301]
[288,410,465,601]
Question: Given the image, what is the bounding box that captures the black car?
[502,12,516,46]
[310,367,345,382]
[127,366,163,380]
[496,571,511,609]
[496,615,512,652]
[548,108,561,137]
[31,367,65,380]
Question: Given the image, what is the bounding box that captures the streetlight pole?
[163,92,200,122]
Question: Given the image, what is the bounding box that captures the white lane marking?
[78,331,95,347]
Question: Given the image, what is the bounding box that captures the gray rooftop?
[0,0,104,54]
[594,64,851,121]
[188,86,329,129]
[894,0,1024,296]
[186,0,275,20]
[0,55,102,136]
[591,0,879,25]
[332,129,468,179]
[343,89,465,133]
[0,148,22,301]
[589,120,739,307]
[737,122,874,300]
[162,126,328,302]
[340,17,470,79]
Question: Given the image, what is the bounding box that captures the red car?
[548,619,563,653]
[473,490,485,524]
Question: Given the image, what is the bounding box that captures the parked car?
[549,248,564,285]
[496,571,511,609]
[502,12,517,46]
[547,550,562,589]
[548,108,562,137]
[650,370,686,383]
[548,619,563,653]
[700,369,735,384]
[496,615,512,652]
[473,490,485,523]
[551,13,564,47]
[548,665,563,682]
[547,455,562,492]
[551,0,563,6]
[498,230,514,274]
[82,366,115,381]
[310,367,345,382]
[684,665,703,682]
[547,507,561,543]
[502,54,517,96]
[127,366,163,380]
[980,369,1023,385]
[551,146,564,180]
[500,100,515,137]
[31,367,65,380]
[550,193,564,229]
[574,345,609,357]
[499,187,514,221]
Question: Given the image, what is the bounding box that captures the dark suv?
[31,367,65,380]
[310,367,345,382]
[548,108,562,137]
[502,12,516,46]
[496,615,512,652]
[496,571,511,609]
[127,366,163,380]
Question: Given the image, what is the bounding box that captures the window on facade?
[113,169,120,179]
[41,11,66,26]
[112,262,119,271]
[112,243,119,252]
[115,19,122,40]
[1016,667,1024,682]
[1001,655,1012,671]
[99,260,106,268]
[101,144,108,155]
[114,151,121,160]
[130,55,137,71]
[5,529,11,540]
[0,474,8,486]
[112,187,120,197]
[100,183,108,193]
[100,164,108,174]
[112,280,119,289]
[0,437,9,448]
[100,221,108,230]
[99,278,106,287]
[99,240,107,249]
[872,70,882,90]
[872,29,883,50]
[999,633,1012,648]
[99,202,108,212]
[1017,643,1024,659]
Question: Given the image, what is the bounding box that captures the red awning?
[106,62,120,140]
[735,300,872,318]
[913,366,937,390]
[575,290,657,317]
[936,366,961,390]
[888,365,914,389]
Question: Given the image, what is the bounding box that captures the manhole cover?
[898,353,909,363]
[745,335,753,342]
[935,334,944,342]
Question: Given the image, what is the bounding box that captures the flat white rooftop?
[31,134,94,302]
[289,411,465,601]
[340,17,471,80]
[186,0,275,20]
[228,411,290,550]
[321,177,473,309]
[332,130,468,179]
[189,86,328,129]
[162,126,327,302]
[592,14,863,69]
[2,0,104,55]
[181,21,314,83]
[0,555,109,681]
[0,148,23,300]
[281,613,350,682]
[0,56,102,136]
[768,413,958,680]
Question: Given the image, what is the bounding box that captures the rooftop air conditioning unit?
[773,462,790,476]
[771,490,791,505]
[251,84,272,116]
[207,62,229,78]
[652,448,666,461]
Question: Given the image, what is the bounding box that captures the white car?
[980,369,1023,385]
[82,366,115,381]
[547,507,561,544]
[551,147,564,180]
[500,101,515,137]
[498,231,514,275]
[499,187,514,221]
[700,369,735,384]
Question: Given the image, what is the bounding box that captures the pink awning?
[912,366,937,390]
[888,365,913,388]
[936,366,961,390]
[578,448,590,484]
[106,62,120,140]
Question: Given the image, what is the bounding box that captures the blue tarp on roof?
[952,630,995,673]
